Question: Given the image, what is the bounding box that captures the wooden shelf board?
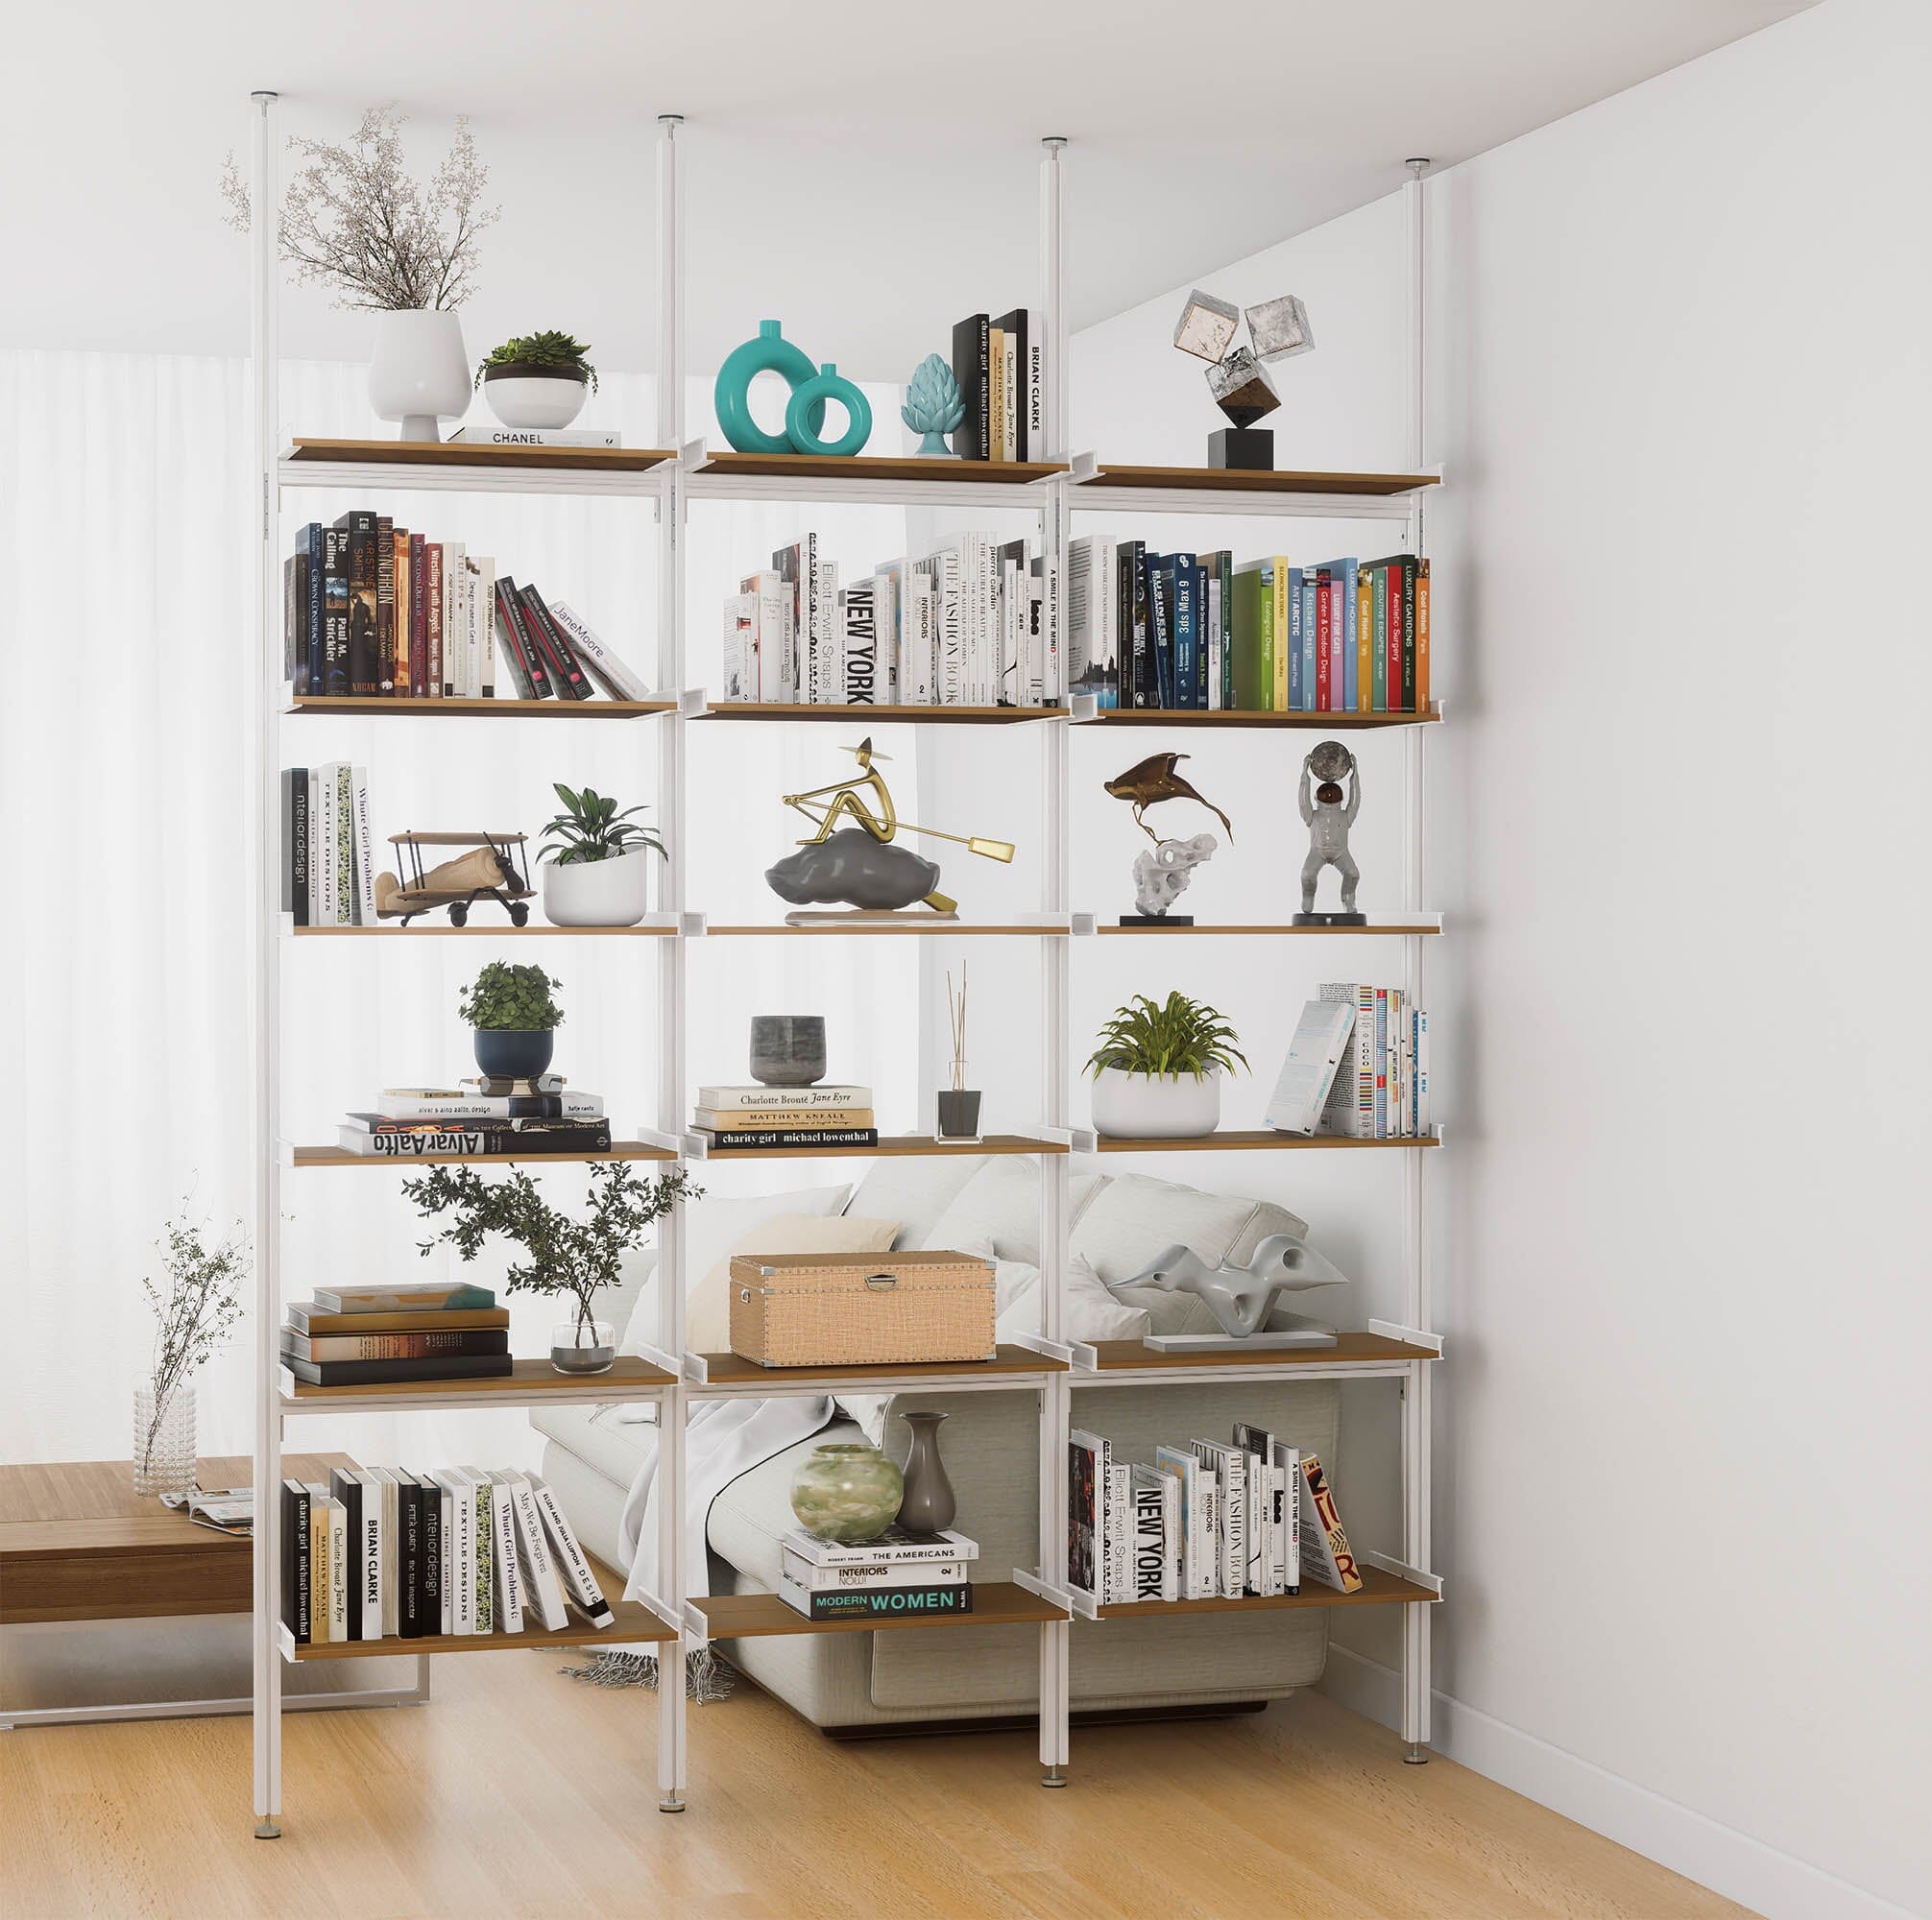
[283,1356,675,1405]
[692,1345,1067,1389]
[291,924,676,938]
[694,701,1062,725]
[292,1142,675,1168]
[1083,1332,1438,1372]
[285,438,673,475]
[1096,923,1439,937]
[287,695,671,719]
[1081,705,1440,729]
[701,1134,1061,1162]
[697,1580,1063,1640]
[1081,464,1437,497]
[697,451,1066,486]
[1099,1566,1438,1618]
[1093,1131,1439,1153]
[286,1551,674,1658]
[706,924,1061,938]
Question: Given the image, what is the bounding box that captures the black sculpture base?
[1208,427,1274,470]
[1292,911,1367,926]
[1121,913,1194,925]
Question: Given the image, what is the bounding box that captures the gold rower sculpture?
[766,737,1015,920]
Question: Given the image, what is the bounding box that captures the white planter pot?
[1090,1066,1221,1140]
[542,848,653,927]
[485,373,589,430]
[368,309,471,442]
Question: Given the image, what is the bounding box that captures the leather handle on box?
[864,1273,898,1292]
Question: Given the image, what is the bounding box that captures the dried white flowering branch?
[222,106,497,312]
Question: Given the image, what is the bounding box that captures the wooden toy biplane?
[374,831,535,927]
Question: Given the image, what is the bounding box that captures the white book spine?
[1042,555,1062,702]
[1206,576,1223,709]
[443,541,465,698]
[1103,1462,1132,1604]
[442,1471,475,1634]
[354,1470,382,1640]
[781,1551,973,1592]
[1244,1452,1265,1595]
[530,1476,615,1626]
[326,1498,349,1639]
[549,599,649,703]
[472,561,495,698]
[315,764,336,928]
[1025,318,1045,456]
[351,766,376,926]
[491,1478,523,1633]
[508,1477,570,1632]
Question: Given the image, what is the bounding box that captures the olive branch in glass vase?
[139,1210,250,1482]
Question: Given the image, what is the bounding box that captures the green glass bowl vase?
[788,1442,904,1544]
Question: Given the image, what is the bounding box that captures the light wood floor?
[3,1656,1755,1920]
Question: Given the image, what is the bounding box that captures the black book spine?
[700,1126,880,1150]
[321,526,350,695]
[950,314,990,461]
[281,767,309,925]
[283,1482,311,1644]
[519,584,592,699]
[303,523,324,695]
[422,1482,443,1635]
[337,511,379,694]
[497,578,553,698]
[284,552,305,690]
[1123,541,1150,708]
[398,1479,423,1638]
[283,1353,517,1387]
[330,1470,363,1640]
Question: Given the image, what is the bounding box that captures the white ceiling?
[8,0,1812,381]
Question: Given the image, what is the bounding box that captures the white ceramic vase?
[485,372,589,430]
[368,308,471,442]
[542,849,653,927]
[1090,1066,1221,1140]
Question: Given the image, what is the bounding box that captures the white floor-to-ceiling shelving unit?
[247,100,1442,1832]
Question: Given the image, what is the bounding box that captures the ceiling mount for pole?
[1041,135,1069,149]
[659,113,686,128]
[252,90,279,101]
[1406,157,1432,174]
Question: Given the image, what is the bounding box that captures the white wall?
[1008,1,1931,1914]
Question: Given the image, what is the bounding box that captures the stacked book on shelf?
[283,510,647,702]
[949,307,1044,462]
[720,533,1061,708]
[279,1461,615,1645]
[279,762,374,926]
[1066,540,1430,713]
[337,1079,611,1159]
[279,1281,512,1388]
[1266,986,1432,1140]
[1070,1423,1362,1604]
[692,1083,877,1153]
[780,1524,979,1620]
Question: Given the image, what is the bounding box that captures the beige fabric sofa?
[533,1154,1340,1730]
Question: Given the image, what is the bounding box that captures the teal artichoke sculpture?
[901,352,964,455]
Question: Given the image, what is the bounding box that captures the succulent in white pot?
[540,782,665,927]
[476,331,598,430]
[1086,991,1247,1140]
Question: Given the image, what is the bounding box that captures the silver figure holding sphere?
[1293,739,1365,926]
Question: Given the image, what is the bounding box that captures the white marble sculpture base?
[1144,1330,1338,1352]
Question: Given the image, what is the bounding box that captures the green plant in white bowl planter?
[539,784,665,926]
[1086,991,1247,1140]
[475,330,599,430]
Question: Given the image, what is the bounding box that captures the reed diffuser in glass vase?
[935,965,982,1142]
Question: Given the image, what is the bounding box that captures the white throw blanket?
[619,1395,837,1602]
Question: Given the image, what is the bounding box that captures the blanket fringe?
[561,1646,734,1703]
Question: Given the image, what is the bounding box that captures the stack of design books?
[778,1524,978,1620]
[691,1083,877,1153]
[279,1282,512,1389]
[337,1079,610,1158]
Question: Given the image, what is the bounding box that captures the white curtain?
[0,348,913,1468]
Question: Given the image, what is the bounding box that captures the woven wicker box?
[727,1250,998,1368]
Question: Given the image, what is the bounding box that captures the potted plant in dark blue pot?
[459,961,565,1080]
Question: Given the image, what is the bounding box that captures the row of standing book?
[779,1524,979,1620]
[279,1463,613,1645]
[720,534,1062,708]
[1266,984,1432,1140]
[1066,540,1431,713]
[691,1082,878,1153]
[1070,1424,1363,1605]
[283,511,650,702]
[334,1080,612,1163]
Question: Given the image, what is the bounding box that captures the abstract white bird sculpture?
[1108,1234,1348,1350]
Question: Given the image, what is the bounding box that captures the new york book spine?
[950,313,990,461]
[839,577,879,704]
[780,1578,973,1621]
[549,599,649,702]
[375,514,396,691]
[531,1476,614,1627]
[1129,1470,1170,1601]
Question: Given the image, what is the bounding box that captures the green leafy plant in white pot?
[1086,991,1247,1140]
[540,783,666,926]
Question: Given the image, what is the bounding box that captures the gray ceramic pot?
[750,1015,827,1087]
[895,1410,956,1532]
[472,1027,555,1081]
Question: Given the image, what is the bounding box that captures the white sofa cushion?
[921,1156,1107,1263]
[845,1156,987,1249]
[1070,1171,1307,1284]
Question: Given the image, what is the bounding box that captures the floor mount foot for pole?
[1403,1743,1430,1765]
[254,1821,282,1839]
[658,1796,687,1813]
[1041,1765,1068,1788]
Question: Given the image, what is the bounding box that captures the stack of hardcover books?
[337,1079,611,1159]
[279,1463,613,1645]
[279,1282,513,1389]
[779,1524,978,1621]
[691,1083,877,1153]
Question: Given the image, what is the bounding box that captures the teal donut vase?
[714,320,824,454]
[785,364,872,459]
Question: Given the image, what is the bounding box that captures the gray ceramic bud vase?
[750,1015,827,1088]
[895,1410,956,1533]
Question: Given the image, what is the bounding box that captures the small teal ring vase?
[714,320,824,454]
[785,364,872,459]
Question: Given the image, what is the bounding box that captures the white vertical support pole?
[1036,134,1073,1788]
[654,111,690,1815]
[248,87,284,1841]
[1399,155,1433,1765]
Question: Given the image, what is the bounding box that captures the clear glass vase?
[550,1317,616,1375]
[133,1382,196,1499]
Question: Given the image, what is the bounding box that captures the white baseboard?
[1318,1647,1919,1920]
